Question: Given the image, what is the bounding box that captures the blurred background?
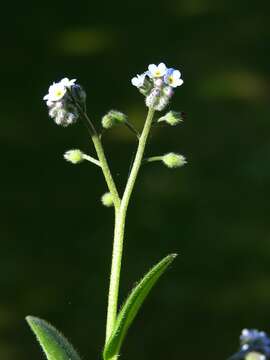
[1,0,270,359]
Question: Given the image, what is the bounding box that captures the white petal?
[176,78,184,87]
[60,78,69,85]
[148,64,157,76]
[131,77,139,86]
[158,63,167,73]
[60,78,76,88]
[173,70,181,79]
[46,100,54,107]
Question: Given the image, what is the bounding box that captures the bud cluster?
[131,63,183,111]
[64,149,84,164]
[162,153,187,168]
[43,78,86,127]
[102,110,127,129]
[158,111,185,126]
[228,329,270,360]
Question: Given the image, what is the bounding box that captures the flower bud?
[158,111,184,126]
[70,84,87,104]
[145,88,160,109]
[154,78,164,88]
[64,149,84,164]
[101,192,114,207]
[102,110,127,129]
[162,153,187,168]
[163,86,174,97]
[154,95,170,111]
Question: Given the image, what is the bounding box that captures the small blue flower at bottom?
[228,329,270,360]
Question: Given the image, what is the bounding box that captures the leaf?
[103,253,177,360]
[26,316,81,360]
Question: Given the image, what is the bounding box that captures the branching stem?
[105,107,155,342]
[78,99,155,348]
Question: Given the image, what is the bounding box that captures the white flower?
[131,73,146,87]
[148,63,167,78]
[43,78,76,102]
[60,77,76,88]
[43,82,66,102]
[164,69,183,88]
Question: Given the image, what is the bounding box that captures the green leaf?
[103,253,177,360]
[26,316,81,360]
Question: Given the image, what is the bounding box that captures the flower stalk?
[105,107,155,341]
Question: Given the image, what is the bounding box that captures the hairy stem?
[145,155,163,163]
[91,134,121,209]
[105,107,155,342]
[70,91,121,209]
[82,154,101,167]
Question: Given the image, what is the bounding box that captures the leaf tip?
[26,315,44,329]
[26,315,36,327]
[26,315,35,322]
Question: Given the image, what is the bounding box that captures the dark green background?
[1,0,270,359]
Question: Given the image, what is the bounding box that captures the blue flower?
[164,68,183,88]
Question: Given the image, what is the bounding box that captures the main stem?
[105,107,155,342]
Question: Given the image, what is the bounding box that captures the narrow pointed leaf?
[26,316,81,360]
[103,253,177,360]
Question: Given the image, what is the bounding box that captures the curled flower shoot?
[131,62,183,111]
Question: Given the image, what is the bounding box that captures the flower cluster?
[43,78,86,127]
[131,63,183,111]
[228,329,270,360]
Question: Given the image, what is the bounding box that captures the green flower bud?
[101,192,114,207]
[64,149,84,164]
[102,110,127,129]
[157,111,184,126]
[162,153,187,168]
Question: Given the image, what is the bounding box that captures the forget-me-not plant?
[26,62,267,360]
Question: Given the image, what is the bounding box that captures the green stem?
[105,107,155,342]
[82,154,101,167]
[145,155,163,163]
[70,91,121,209]
[91,134,121,209]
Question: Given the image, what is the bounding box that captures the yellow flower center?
[55,90,63,97]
